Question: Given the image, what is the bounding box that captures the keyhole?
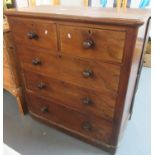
[88,30,92,35]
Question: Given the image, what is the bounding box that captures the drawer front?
[59,25,125,63]
[17,46,120,95]
[24,71,116,122]
[27,93,113,144]
[9,18,58,50]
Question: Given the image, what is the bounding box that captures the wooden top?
[4,6,150,26]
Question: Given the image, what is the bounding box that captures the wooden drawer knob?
[83,97,92,105]
[27,32,38,39]
[37,82,46,89]
[41,106,48,113]
[83,40,94,49]
[82,69,93,78]
[32,58,41,65]
[82,121,92,131]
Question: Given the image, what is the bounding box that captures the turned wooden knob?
[83,40,94,49]
[32,58,41,65]
[82,69,93,78]
[82,97,92,105]
[82,122,92,131]
[27,32,38,39]
[41,106,48,113]
[37,82,46,89]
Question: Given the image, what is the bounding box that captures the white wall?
[16,0,28,8]
[106,0,115,7]
[36,0,52,5]
[91,0,101,7]
[60,0,84,6]
[16,0,151,8]
[130,0,141,8]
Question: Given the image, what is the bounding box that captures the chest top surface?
[5,6,150,26]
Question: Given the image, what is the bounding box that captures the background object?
[3,0,16,9]
[16,0,28,8]
[139,0,150,8]
[28,0,36,6]
[3,17,27,115]
[100,0,107,7]
[143,38,151,67]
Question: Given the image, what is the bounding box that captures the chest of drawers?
[5,6,150,154]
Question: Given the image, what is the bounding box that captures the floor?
[3,67,151,155]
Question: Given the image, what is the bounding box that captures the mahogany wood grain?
[129,17,151,118]
[31,114,116,155]
[27,92,113,145]
[111,17,150,147]
[24,70,116,122]
[16,46,121,95]
[111,27,139,146]
[59,24,125,63]
[8,17,58,51]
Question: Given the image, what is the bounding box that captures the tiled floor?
[3,67,150,155]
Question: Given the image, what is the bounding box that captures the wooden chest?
[3,17,26,115]
[5,6,150,154]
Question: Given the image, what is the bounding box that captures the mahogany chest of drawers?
[5,6,150,154]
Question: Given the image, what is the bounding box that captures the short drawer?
[59,25,125,63]
[24,71,116,122]
[17,46,120,95]
[27,93,113,144]
[9,17,58,50]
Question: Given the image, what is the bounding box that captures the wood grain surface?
[9,17,58,50]
[59,24,125,63]
[24,70,117,122]
[27,92,113,145]
[16,46,121,95]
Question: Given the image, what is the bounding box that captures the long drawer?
[59,25,125,63]
[16,46,121,95]
[9,17,58,50]
[24,70,116,122]
[27,92,113,144]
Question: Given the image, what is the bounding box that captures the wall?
[15,0,151,9]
